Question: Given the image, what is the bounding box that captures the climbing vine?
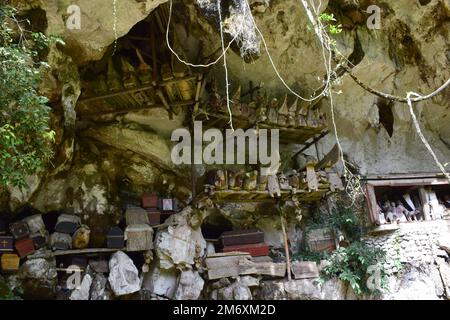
[0,5,57,188]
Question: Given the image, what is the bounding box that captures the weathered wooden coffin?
[107,227,125,249]
[291,261,320,279]
[57,214,81,225]
[15,238,35,258]
[1,254,20,272]
[307,228,336,252]
[55,214,80,234]
[50,232,73,250]
[222,243,270,257]
[55,221,78,234]
[30,231,49,250]
[142,193,158,209]
[0,236,14,252]
[220,229,265,246]
[24,214,46,234]
[125,207,150,225]
[125,224,153,251]
[9,221,30,240]
[146,208,161,226]
[205,253,286,279]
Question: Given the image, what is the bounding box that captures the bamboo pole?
[278,203,292,281]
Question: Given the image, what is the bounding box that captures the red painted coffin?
[222,243,270,257]
[142,193,158,209]
[15,238,35,258]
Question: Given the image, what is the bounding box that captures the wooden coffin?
[307,228,336,252]
[30,231,49,250]
[205,252,285,279]
[125,224,153,252]
[9,221,30,240]
[291,261,320,279]
[158,198,178,212]
[15,238,35,258]
[1,254,20,272]
[24,214,46,234]
[55,214,81,234]
[220,229,265,246]
[55,221,78,234]
[125,207,150,225]
[222,243,270,257]
[146,208,161,226]
[50,232,73,250]
[142,193,158,209]
[107,227,125,249]
[0,236,14,252]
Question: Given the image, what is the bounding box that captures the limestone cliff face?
[3,0,448,218]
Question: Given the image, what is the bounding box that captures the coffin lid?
[108,226,124,237]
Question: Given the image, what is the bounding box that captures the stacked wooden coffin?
[219,229,269,257]
[142,193,178,226]
[124,206,153,252]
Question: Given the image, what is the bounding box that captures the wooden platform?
[202,187,330,203]
[195,111,328,144]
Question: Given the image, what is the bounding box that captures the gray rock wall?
[363,220,450,299]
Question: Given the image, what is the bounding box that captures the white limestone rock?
[108,251,141,296]
[174,270,204,300]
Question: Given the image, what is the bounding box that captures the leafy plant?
[0,5,57,188]
[319,13,343,35]
[319,241,387,296]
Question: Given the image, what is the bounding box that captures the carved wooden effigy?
[195,90,329,143]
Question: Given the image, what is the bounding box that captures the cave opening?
[376,97,395,137]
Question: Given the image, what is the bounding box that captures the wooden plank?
[291,261,319,279]
[205,254,287,279]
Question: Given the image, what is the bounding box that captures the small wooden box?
[222,243,270,257]
[125,207,149,225]
[142,193,158,209]
[158,198,178,212]
[15,238,35,258]
[30,232,49,249]
[107,227,124,249]
[50,232,72,250]
[220,229,265,246]
[146,208,161,226]
[55,221,78,234]
[9,221,30,240]
[1,254,20,272]
[125,224,153,252]
[0,236,14,252]
[24,214,46,234]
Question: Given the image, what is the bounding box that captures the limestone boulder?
[174,270,204,300]
[18,258,58,300]
[108,251,141,296]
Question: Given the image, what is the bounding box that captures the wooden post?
[277,202,291,281]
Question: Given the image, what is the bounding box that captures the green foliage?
[319,241,387,296]
[319,13,343,35]
[0,5,57,188]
